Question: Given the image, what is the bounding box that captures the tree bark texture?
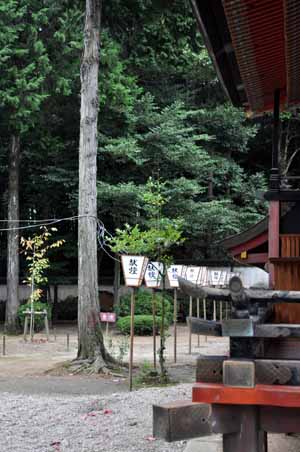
[113,258,120,310]
[78,0,105,361]
[5,134,20,333]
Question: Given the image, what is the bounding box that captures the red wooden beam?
[234,252,268,264]
[193,383,300,408]
[268,200,280,288]
[230,232,268,256]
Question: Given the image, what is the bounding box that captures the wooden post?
[268,89,281,289]
[152,289,156,369]
[268,200,280,288]
[196,297,200,347]
[2,335,6,356]
[29,311,34,342]
[129,288,135,391]
[44,310,49,341]
[223,406,265,452]
[67,333,70,351]
[203,298,207,342]
[174,288,177,363]
[188,296,192,354]
[23,314,29,341]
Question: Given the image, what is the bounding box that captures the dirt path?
[0,324,228,378]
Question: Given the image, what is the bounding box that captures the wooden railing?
[281,234,300,257]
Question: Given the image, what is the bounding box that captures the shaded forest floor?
[0,324,229,380]
[0,325,298,451]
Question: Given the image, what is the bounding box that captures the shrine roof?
[192,0,300,116]
[221,216,268,251]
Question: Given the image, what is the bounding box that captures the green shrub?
[117,314,164,336]
[118,289,172,323]
[18,301,52,332]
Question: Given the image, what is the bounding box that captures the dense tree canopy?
[0,0,283,285]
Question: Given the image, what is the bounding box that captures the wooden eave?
[192,0,300,117]
[221,217,268,251]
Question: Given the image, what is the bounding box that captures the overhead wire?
[0,214,121,262]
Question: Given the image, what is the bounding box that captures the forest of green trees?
[1,0,294,291]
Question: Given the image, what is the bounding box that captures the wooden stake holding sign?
[184,266,201,354]
[167,265,184,363]
[121,255,148,391]
[197,267,208,342]
[144,262,164,369]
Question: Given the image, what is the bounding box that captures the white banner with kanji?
[121,255,149,287]
[144,261,163,288]
[167,265,183,288]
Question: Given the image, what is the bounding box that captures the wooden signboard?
[144,262,163,288]
[100,312,116,323]
[121,255,149,287]
[121,254,148,391]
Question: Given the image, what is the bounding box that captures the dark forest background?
[2,0,299,285]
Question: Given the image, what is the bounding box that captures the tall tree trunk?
[5,134,20,333]
[113,259,120,311]
[78,0,110,367]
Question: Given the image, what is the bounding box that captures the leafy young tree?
[109,178,184,381]
[20,227,65,305]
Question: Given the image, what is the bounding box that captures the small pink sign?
[100,312,116,323]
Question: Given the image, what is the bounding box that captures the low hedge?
[18,301,52,332]
[117,314,165,336]
[118,289,172,323]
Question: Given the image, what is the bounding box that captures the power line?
[0,215,96,232]
[0,214,121,263]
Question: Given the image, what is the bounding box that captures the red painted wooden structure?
[193,383,300,408]
[154,2,300,451]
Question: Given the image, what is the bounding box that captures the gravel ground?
[0,384,191,452]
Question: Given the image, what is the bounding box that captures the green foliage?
[118,289,172,323]
[20,227,65,304]
[0,0,272,287]
[108,178,185,260]
[117,315,164,336]
[0,1,48,132]
[18,301,51,332]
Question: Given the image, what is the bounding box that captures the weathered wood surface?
[188,317,222,336]
[196,356,300,386]
[179,277,231,301]
[255,359,295,385]
[179,275,300,305]
[264,338,300,360]
[230,337,265,358]
[153,401,240,442]
[223,360,255,388]
[261,406,300,433]
[189,316,300,339]
[223,406,265,452]
[196,355,227,383]
[255,324,300,337]
[222,319,254,337]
